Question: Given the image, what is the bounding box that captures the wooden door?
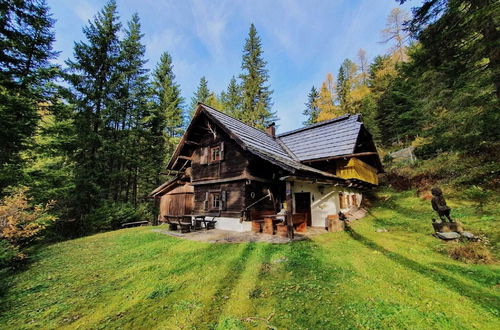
[294,192,312,226]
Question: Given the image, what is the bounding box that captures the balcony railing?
[336,157,378,185]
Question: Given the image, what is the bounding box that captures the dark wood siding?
[191,119,249,182]
[193,182,246,217]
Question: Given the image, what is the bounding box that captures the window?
[211,193,221,209]
[210,146,221,162]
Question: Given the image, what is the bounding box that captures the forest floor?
[0,189,498,329]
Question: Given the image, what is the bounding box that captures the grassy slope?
[0,190,499,329]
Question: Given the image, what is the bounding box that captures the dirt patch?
[152,227,330,244]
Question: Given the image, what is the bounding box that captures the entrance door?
[294,192,312,226]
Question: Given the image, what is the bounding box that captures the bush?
[83,202,151,233]
[0,186,56,247]
[448,241,494,264]
[462,186,493,209]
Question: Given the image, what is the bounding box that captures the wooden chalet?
[151,103,382,236]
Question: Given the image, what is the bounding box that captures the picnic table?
[163,215,217,232]
[163,215,193,233]
[193,215,217,230]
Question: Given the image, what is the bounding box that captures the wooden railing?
[336,157,378,185]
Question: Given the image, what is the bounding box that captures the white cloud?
[74,1,96,23]
[189,0,231,60]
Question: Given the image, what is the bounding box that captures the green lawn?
[1,190,499,329]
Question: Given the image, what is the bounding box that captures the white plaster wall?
[292,182,362,227]
[212,217,251,232]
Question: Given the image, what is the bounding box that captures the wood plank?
[303,152,378,163]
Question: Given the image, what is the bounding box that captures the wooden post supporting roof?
[285,180,294,240]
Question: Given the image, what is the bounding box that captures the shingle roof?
[278,114,362,161]
[200,104,340,179]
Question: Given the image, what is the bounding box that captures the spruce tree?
[239,24,276,129]
[0,0,58,191]
[189,76,210,116]
[220,76,242,118]
[65,0,122,215]
[303,86,320,125]
[336,58,357,114]
[147,51,184,188]
[113,13,149,204]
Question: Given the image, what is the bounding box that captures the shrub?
[462,186,493,209]
[0,239,18,268]
[82,202,151,233]
[0,186,56,247]
[448,242,494,264]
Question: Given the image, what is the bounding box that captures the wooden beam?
[303,152,378,163]
[185,140,200,146]
[191,173,272,186]
[285,180,294,240]
[178,155,192,161]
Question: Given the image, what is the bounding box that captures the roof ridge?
[199,103,294,159]
[278,114,360,137]
[199,103,269,136]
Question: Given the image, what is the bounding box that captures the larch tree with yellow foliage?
[316,73,342,122]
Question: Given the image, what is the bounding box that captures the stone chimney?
[265,122,276,138]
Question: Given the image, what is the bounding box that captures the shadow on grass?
[265,241,358,329]
[430,262,500,287]
[196,242,256,327]
[346,226,500,315]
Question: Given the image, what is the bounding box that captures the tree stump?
[295,221,307,233]
[263,217,274,235]
[276,224,288,238]
[327,214,345,232]
[251,221,262,233]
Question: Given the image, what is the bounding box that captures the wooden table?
[193,215,217,230]
[164,215,193,232]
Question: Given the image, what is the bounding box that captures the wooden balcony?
[336,157,378,185]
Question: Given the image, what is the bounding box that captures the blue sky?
[48,0,419,133]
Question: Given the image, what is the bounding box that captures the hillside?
[1,189,498,329]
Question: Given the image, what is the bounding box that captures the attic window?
[210,146,221,162]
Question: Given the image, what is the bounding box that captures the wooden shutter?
[339,193,345,209]
[204,192,209,211]
[220,191,227,210]
[220,142,225,161]
[200,147,208,164]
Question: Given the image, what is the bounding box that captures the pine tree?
[0,0,58,192]
[146,51,184,188]
[189,76,210,116]
[66,0,122,215]
[220,76,242,118]
[239,24,276,129]
[111,13,150,204]
[151,52,183,138]
[303,86,320,125]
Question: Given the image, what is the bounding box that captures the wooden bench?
[121,221,149,228]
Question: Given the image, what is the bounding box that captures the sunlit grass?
[1,189,498,329]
